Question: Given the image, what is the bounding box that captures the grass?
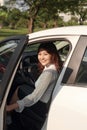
[0,28,28,41]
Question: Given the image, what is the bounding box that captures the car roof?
[28,26,87,40]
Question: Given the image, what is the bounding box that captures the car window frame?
[62,35,87,84]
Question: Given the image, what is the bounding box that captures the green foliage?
[16,18,28,28]
[0,6,8,27]
[7,8,22,28]
[1,0,87,32]
[65,0,87,25]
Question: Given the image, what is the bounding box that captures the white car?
[0,26,87,130]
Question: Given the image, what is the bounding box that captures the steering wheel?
[17,56,37,88]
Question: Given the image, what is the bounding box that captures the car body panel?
[47,85,87,130]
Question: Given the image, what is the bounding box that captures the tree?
[74,0,87,25]
[0,6,8,27]
[65,0,87,25]
[7,8,22,29]
[19,0,68,32]
[5,0,62,33]
[6,0,87,32]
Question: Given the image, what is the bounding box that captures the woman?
[7,42,62,129]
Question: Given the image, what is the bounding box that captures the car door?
[0,36,27,130]
[47,35,87,130]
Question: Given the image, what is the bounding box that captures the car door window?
[55,41,70,62]
[0,40,17,81]
[25,40,70,63]
[75,47,87,83]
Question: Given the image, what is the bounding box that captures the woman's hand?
[6,105,12,112]
[6,103,19,112]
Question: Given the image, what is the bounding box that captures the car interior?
[5,40,70,130]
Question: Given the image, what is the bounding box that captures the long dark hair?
[37,42,62,73]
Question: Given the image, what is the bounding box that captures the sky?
[0,0,29,11]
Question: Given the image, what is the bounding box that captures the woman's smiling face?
[38,50,52,67]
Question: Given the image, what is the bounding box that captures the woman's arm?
[16,70,55,112]
[7,69,57,113]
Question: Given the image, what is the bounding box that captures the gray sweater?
[16,64,58,112]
